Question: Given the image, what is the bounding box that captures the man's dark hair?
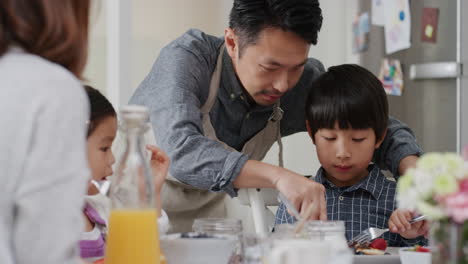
[229,0,322,55]
[84,85,117,138]
[305,64,389,141]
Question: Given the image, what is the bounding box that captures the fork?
[349,215,427,245]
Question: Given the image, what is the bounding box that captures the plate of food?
[352,238,401,264]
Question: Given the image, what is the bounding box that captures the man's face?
[225,27,310,106]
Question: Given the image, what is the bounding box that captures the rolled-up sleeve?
[130,38,247,197]
[373,117,423,178]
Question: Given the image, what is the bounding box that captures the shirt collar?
[221,49,244,100]
[315,164,387,200]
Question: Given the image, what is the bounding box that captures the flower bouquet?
[397,152,468,264]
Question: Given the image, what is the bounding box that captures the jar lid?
[192,218,243,234]
[305,220,345,232]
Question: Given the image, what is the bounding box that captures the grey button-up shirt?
[129,29,423,196]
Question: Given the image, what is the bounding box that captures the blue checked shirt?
[275,165,427,247]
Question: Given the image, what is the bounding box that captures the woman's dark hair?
[305,64,389,141]
[84,85,116,138]
[229,0,322,55]
[0,0,91,78]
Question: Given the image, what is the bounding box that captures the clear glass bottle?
[105,105,161,264]
[193,218,243,264]
[304,221,353,264]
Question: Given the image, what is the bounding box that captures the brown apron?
[160,45,284,232]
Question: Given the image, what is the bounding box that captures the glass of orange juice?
[105,106,161,264]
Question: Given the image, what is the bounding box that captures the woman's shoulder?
[0,47,79,91]
[0,48,83,98]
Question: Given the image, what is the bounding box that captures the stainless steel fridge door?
[461,0,468,152]
[359,0,459,152]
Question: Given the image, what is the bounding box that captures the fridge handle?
[409,62,462,80]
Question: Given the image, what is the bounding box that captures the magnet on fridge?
[421,7,439,43]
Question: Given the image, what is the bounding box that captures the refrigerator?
[357,0,467,153]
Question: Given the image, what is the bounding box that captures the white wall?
[84,1,107,92]
[83,0,230,105]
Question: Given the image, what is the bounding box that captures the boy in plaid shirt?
[275,64,428,247]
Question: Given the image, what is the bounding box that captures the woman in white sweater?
[0,1,91,264]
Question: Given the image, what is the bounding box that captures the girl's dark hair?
[229,0,322,55]
[84,85,116,137]
[0,0,90,79]
[305,64,389,141]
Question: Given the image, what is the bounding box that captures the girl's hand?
[146,144,170,193]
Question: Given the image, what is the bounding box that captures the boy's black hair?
[84,85,116,137]
[305,64,389,141]
[229,0,322,55]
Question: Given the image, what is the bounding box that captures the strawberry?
[370,238,387,251]
[415,245,431,252]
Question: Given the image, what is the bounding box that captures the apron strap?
[201,44,225,114]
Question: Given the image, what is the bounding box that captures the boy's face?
[86,116,117,195]
[225,27,310,106]
[309,121,385,187]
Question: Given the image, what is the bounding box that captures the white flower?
[433,172,458,196]
[443,153,467,179]
[416,153,444,172]
[417,200,445,220]
[397,189,419,211]
[396,152,468,221]
[412,169,434,199]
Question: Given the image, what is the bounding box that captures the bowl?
[399,247,431,264]
[160,232,237,264]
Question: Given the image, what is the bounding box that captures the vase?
[431,219,468,264]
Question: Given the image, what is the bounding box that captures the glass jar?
[304,221,353,264]
[193,218,243,264]
[431,219,468,264]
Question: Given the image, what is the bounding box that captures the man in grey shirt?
[130,0,422,231]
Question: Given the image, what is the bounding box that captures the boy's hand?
[146,144,170,193]
[389,209,429,239]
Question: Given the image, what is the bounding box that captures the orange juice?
[105,209,160,264]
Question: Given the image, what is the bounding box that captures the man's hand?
[275,172,327,221]
[233,160,327,220]
[389,209,429,239]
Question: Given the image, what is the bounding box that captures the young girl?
[81,85,170,262]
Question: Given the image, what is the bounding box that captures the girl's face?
[86,116,117,195]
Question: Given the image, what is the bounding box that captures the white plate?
[353,247,401,264]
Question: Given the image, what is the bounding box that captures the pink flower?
[460,179,468,192]
[441,190,468,223]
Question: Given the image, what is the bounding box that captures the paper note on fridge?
[384,0,411,54]
[371,0,385,26]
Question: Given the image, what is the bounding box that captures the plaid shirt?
[275,165,427,247]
